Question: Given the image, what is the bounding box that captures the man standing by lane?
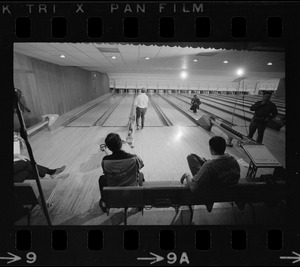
[247,91,278,144]
[134,87,149,130]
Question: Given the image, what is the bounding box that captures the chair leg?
[124,207,128,226]
[248,203,256,225]
[27,205,35,226]
[188,205,194,225]
[27,212,31,226]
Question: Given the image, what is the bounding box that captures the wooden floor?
[15,92,286,225]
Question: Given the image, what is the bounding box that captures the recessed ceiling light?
[236,68,245,76]
[267,62,273,65]
[223,60,228,64]
[60,54,65,58]
[111,56,116,59]
[180,71,188,79]
[145,57,150,60]
[193,59,198,62]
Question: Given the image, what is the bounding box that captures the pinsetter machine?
[197,114,257,147]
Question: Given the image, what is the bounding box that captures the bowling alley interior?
[13,42,288,226]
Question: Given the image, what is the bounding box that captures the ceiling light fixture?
[193,59,198,62]
[267,62,273,65]
[145,57,150,60]
[111,56,116,59]
[223,60,228,64]
[180,71,188,79]
[60,54,65,58]
[236,68,244,76]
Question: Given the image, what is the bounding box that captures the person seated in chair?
[180,136,240,211]
[14,154,66,182]
[98,133,145,212]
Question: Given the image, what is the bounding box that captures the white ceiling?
[14,42,285,81]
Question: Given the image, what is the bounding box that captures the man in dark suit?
[247,91,278,144]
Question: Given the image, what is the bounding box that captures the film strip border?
[0,2,299,41]
[1,226,299,265]
[2,1,300,266]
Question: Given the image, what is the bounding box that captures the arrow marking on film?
[137,252,164,264]
[280,251,300,264]
[0,252,22,264]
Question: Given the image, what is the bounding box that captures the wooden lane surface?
[151,94,196,126]
[164,93,205,120]
[132,126,251,182]
[200,95,255,120]
[205,94,285,116]
[18,94,285,225]
[169,93,285,167]
[175,93,236,123]
[22,126,130,224]
[227,94,286,107]
[22,123,256,225]
[102,93,133,126]
[209,94,285,115]
[183,93,256,121]
[143,95,165,126]
[67,94,124,127]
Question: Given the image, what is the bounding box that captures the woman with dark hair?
[98,133,145,212]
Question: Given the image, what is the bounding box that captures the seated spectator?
[14,154,66,183]
[99,133,145,212]
[180,136,240,193]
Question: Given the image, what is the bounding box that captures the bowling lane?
[103,93,134,126]
[173,93,285,166]
[133,126,254,182]
[199,94,253,120]
[67,94,124,127]
[143,95,165,127]
[151,94,196,126]
[164,93,206,119]
[176,93,236,123]
[209,94,285,116]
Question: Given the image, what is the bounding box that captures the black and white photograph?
[2,1,300,265]
[13,42,287,226]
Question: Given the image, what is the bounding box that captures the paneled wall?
[14,53,109,128]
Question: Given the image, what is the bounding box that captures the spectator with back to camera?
[180,136,240,211]
[98,133,145,212]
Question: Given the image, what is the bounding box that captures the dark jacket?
[250,100,278,122]
[191,97,201,109]
[14,89,31,113]
[101,150,144,187]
